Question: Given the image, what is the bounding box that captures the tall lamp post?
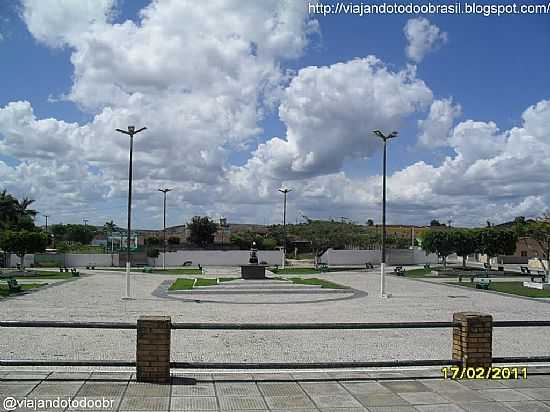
[278,187,292,269]
[158,188,172,270]
[116,125,147,300]
[373,130,398,298]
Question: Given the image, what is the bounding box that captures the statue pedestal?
[241,264,267,279]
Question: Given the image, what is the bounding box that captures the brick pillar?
[136,316,171,383]
[452,312,492,368]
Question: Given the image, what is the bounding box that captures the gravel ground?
[1,269,549,365]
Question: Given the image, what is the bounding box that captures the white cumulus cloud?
[404,17,448,63]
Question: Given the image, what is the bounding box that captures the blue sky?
[0,1,549,229]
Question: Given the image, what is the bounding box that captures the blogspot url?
[308,2,550,17]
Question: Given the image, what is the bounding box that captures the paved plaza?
[1,268,550,364]
[1,368,550,411]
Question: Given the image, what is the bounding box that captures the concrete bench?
[70,268,80,277]
[458,273,489,283]
[1,276,22,293]
[475,278,491,290]
[365,262,374,269]
[182,261,193,266]
[393,266,405,276]
[319,263,329,273]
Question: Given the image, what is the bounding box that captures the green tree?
[168,236,180,245]
[477,228,517,263]
[146,248,160,258]
[421,230,455,269]
[187,216,218,247]
[103,220,117,234]
[262,238,278,250]
[0,191,37,230]
[453,229,479,268]
[526,220,550,280]
[64,224,95,244]
[0,230,48,268]
[145,236,161,246]
[366,219,374,226]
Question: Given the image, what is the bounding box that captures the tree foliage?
[0,190,37,231]
[230,231,276,250]
[526,219,550,276]
[187,216,218,247]
[477,228,517,258]
[0,230,48,267]
[420,230,455,268]
[453,229,479,267]
[50,224,95,244]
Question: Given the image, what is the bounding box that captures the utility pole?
[116,125,147,300]
[278,187,292,269]
[158,188,172,270]
[373,130,398,299]
[83,219,89,245]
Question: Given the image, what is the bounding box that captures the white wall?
[320,248,438,266]
[9,254,35,267]
[65,254,119,267]
[153,250,283,267]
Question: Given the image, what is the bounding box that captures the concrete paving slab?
[29,381,84,396]
[216,382,261,397]
[341,381,393,395]
[125,382,171,397]
[258,382,305,396]
[479,388,536,401]
[171,382,215,396]
[217,395,267,410]
[380,380,431,393]
[457,401,515,411]
[169,396,217,411]
[397,391,451,405]
[264,394,316,409]
[504,401,550,411]
[118,396,169,411]
[300,382,349,396]
[76,382,127,397]
[517,388,550,401]
[353,393,411,407]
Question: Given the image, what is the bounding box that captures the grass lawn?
[271,267,364,275]
[1,270,73,279]
[286,277,349,289]
[97,268,203,275]
[169,277,237,291]
[403,267,454,278]
[450,281,550,298]
[0,283,47,297]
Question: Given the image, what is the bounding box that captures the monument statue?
[249,241,259,264]
[241,241,266,279]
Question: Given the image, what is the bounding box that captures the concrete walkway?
[1,368,550,411]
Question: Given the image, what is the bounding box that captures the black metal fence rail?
[0,321,136,329]
[2,320,550,330]
[170,321,459,330]
[1,319,550,369]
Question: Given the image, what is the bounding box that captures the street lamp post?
[278,187,292,269]
[373,130,398,298]
[116,125,147,300]
[158,188,172,270]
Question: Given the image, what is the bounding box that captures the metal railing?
[1,319,550,368]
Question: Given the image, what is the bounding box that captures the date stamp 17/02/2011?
[442,367,528,380]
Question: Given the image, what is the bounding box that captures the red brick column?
[136,316,171,383]
[452,312,492,368]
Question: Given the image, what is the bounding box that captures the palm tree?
[104,220,117,234]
